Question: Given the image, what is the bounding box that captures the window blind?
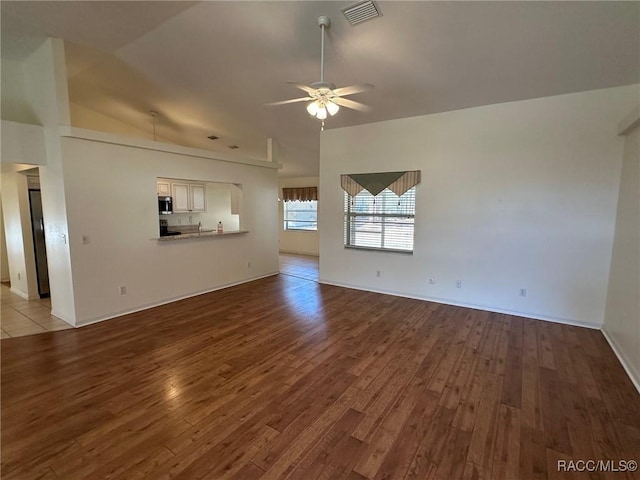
[344,187,416,253]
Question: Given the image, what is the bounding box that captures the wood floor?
[279,253,319,281]
[1,274,639,480]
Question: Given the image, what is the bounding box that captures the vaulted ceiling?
[2,1,638,176]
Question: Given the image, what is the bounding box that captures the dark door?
[28,189,50,298]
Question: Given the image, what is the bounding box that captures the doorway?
[278,253,319,281]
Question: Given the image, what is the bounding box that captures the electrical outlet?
[519,288,527,297]
[17,272,21,280]
[456,280,462,288]
[376,270,381,278]
[428,277,435,285]
[247,261,251,268]
[82,235,90,245]
[119,285,127,295]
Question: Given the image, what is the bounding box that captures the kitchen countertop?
[158,230,249,241]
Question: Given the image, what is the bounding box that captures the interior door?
[28,189,50,297]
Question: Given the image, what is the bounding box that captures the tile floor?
[1,283,72,338]
[279,253,319,281]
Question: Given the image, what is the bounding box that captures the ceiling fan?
[266,15,373,121]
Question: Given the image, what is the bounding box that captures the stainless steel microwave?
[158,196,173,214]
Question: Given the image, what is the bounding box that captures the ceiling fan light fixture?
[307,101,320,116]
[316,106,328,120]
[326,101,340,116]
[266,15,373,119]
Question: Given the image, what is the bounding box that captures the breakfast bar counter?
[158,230,249,241]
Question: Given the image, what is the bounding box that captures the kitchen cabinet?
[190,184,206,211]
[171,182,206,212]
[157,181,171,196]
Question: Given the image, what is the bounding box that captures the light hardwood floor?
[279,253,319,281]
[1,273,638,479]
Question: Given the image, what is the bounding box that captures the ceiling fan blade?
[266,97,313,106]
[333,97,372,112]
[285,82,317,94]
[332,83,374,97]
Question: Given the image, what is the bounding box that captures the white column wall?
[21,38,76,323]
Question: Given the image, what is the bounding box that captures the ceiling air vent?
[342,0,381,26]
[207,135,219,140]
[228,145,239,149]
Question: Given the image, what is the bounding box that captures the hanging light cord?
[150,110,158,141]
[320,21,325,83]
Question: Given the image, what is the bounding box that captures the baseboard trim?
[9,287,29,300]
[601,327,640,394]
[50,310,75,326]
[76,272,279,328]
[279,250,319,257]
[318,279,601,330]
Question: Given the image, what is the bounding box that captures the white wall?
[1,121,47,165]
[279,176,319,256]
[0,58,39,124]
[62,136,279,325]
[603,119,640,390]
[320,85,637,328]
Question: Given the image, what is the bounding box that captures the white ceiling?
[2,1,638,177]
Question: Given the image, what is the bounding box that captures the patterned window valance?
[340,170,421,197]
[282,186,318,202]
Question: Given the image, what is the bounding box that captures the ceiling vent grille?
[342,1,381,26]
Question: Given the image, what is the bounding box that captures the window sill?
[344,245,413,255]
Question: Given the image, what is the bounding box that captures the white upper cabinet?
[190,184,206,212]
[170,181,206,212]
[157,181,171,196]
[171,183,190,212]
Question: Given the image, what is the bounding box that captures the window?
[344,187,415,252]
[284,200,317,231]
